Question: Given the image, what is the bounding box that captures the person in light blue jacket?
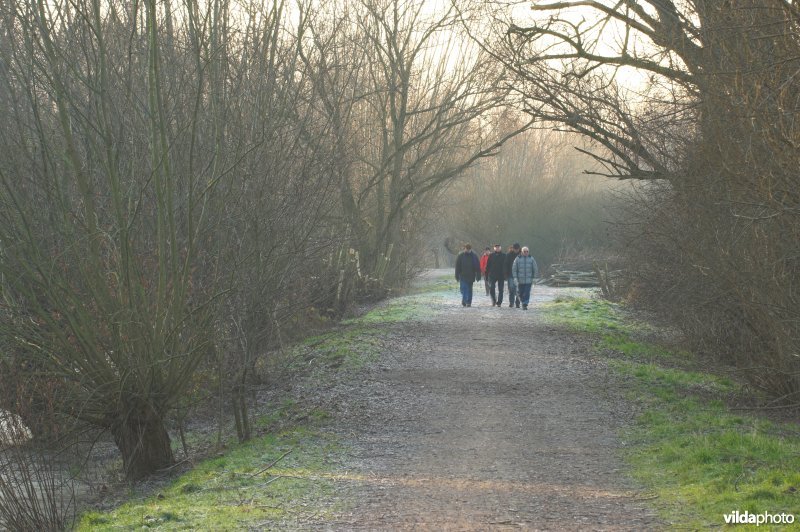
[511,246,539,310]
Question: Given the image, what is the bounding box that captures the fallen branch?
[249,449,293,478]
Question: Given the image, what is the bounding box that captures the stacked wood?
[539,262,623,290]
[540,270,600,287]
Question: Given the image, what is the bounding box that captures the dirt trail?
[317,270,661,530]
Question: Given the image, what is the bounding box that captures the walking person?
[480,247,491,296]
[512,246,539,310]
[454,243,481,307]
[486,243,506,307]
[504,243,521,308]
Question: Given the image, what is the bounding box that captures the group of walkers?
[454,243,539,309]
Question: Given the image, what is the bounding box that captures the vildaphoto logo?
[723,510,795,526]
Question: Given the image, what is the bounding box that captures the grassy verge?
[77,280,439,530]
[281,287,444,375]
[79,426,342,530]
[540,295,800,529]
[404,272,455,295]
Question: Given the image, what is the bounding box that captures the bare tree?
[302,0,528,294]
[0,0,348,478]
[0,0,220,479]
[486,0,800,398]
[0,1,622,493]
[210,0,351,443]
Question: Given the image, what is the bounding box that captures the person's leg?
[459,279,469,306]
[466,281,474,306]
[489,277,497,305]
[497,279,504,306]
[507,279,516,307]
[484,277,490,296]
[519,283,532,308]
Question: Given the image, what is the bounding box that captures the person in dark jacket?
[485,243,506,307]
[504,243,521,308]
[454,243,481,307]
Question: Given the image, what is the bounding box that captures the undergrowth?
[540,295,800,529]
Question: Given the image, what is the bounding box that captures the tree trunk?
[111,400,174,480]
[232,386,251,443]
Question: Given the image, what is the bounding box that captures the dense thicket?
[489,0,800,400]
[0,0,513,485]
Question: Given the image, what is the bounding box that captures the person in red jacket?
[479,247,491,295]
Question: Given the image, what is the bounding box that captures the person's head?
[513,243,521,251]
[484,246,491,255]
[493,244,501,252]
[507,245,513,252]
[521,246,529,255]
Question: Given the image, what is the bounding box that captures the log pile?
[539,269,600,287]
[539,263,623,292]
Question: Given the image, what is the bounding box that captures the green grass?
[405,273,454,295]
[289,326,383,372]
[540,294,627,334]
[542,295,800,529]
[344,290,443,326]
[281,289,437,374]
[78,427,344,530]
[300,289,443,371]
[618,359,800,529]
[541,296,689,363]
[283,294,431,373]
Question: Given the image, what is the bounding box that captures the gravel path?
[315,270,661,530]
